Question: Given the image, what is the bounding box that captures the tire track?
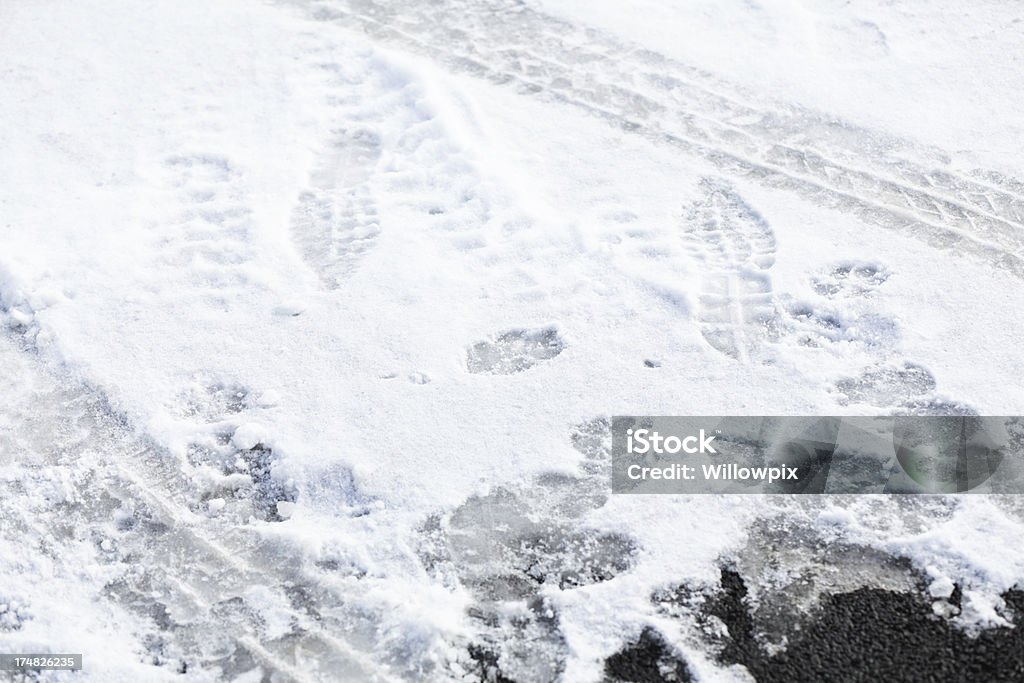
[0,321,390,681]
[295,0,1024,277]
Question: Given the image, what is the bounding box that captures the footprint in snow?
[811,261,890,299]
[681,178,781,363]
[290,128,382,289]
[466,326,565,375]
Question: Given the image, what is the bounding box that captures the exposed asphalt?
[603,569,1024,683]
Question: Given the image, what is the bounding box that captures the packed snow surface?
[2,0,1024,680]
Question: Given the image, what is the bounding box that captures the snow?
[534,0,1024,174]
[2,0,1023,679]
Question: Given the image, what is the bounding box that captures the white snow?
[2,0,1024,679]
